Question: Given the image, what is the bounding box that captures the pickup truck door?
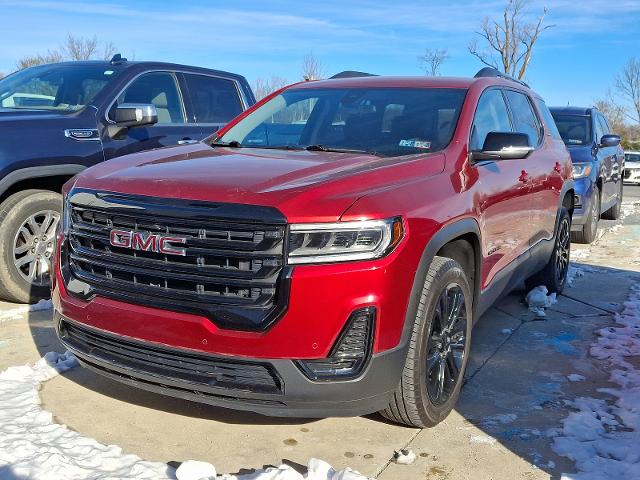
[99,71,203,160]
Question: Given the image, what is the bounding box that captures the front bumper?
[55,314,407,417]
[570,177,596,229]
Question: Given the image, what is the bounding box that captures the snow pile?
[0,299,52,322]
[571,249,590,260]
[566,265,585,287]
[526,286,557,317]
[392,449,416,465]
[0,352,371,480]
[552,284,640,479]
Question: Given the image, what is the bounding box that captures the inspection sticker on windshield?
[399,139,431,149]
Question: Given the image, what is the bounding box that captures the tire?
[601,181,623,220]
[525,207,571,295]
[571,188,599,244]
[380,256,473,428]
[0,189,62,303]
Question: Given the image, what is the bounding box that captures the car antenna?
[110,53,128,65]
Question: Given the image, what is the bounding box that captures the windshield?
[216,87,467,157]
[551,114,592,146]
[626,153,640,163]
[0,64,122,113]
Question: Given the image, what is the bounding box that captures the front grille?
[59,319,283,396]
[64,189,290,330]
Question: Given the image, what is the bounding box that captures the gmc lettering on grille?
[109,229,187,256]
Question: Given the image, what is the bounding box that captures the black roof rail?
[109,53,128,65]
[474,67,529,88]
[329,71,378,79]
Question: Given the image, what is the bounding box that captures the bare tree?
[418,48,449,76]
[16,34,117,70]
[616,57,640,124]
[468,0,553,80]
[252,76,289,101]
[301,53,324,81]
[594,91,627,133]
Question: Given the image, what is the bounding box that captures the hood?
[565,144,596,164]
[0,108,68,121]
[73,143,446,222]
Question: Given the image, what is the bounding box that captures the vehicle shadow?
[27,261,640,477]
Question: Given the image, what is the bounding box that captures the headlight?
[572,163,593,179]
[287,217,404,264]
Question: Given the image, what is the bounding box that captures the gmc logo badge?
[109,229,187,256]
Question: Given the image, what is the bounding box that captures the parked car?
[550,107,624,243]
[624,151,640,184]
[0,55,255,303]
[53,68,574,428]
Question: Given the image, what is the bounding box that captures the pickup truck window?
[184,73,243,124]
[0,64,121,113]
[111,72,186,124]
[218,87,467,157]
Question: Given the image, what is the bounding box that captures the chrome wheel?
[13,210,60,286]
[555,217,570,283]
[426,283,467,406]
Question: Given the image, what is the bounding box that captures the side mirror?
[599,134,620,148]
[108,103,158,138]
[470,132,533,162]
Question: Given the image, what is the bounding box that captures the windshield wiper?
[304,144,378,156]
[210,140,243,148]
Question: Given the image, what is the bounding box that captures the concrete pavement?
[2,185,639,479]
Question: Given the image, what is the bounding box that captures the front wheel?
[571,188,599,244]
[525,207,571,295]
[380,256,473,428]
[0,190,62,303]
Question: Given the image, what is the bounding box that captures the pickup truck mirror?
[108,103,158,138]
[599,134,620,148]
[470,132,533,162]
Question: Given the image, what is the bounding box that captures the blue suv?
[550,107,624,243]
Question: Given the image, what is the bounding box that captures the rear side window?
[504,90,541,146]
[112,72,186,124]
[535,99,561,140]
[470,89,512,151]
[184,74,243,124]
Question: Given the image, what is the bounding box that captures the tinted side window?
[597,113,610,136]
[504,90,541,146]
[593,114,604,143]
[185,74,243,124]
[470,89,512,151]
[112,72,185,124]
[535,99,561,140]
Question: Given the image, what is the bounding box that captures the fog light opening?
[297,307,375,381]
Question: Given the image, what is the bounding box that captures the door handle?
[554,162,562,173]
[177,138,198,145]
[519,170,530,183]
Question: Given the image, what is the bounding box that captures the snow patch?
[552,283,640,478]
[469,435,497,445]
[526,286,557,317]
[0,299,52,322]
[0,352,370,480]
[567,374,586,382]
[566,265,585,287]
[392,449,416,465]
[500,328,514,335]
[482,413,517,426]
[571,249,591,260]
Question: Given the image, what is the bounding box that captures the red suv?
[52,68,573,428]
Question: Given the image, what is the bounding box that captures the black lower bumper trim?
[55,314,408,418]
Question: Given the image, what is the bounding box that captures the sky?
[1,0,639,109]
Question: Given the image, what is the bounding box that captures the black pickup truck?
[0,55,255,303]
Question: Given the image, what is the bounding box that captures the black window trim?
[104,69,249,127]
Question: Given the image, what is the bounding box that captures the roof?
[291,76,486,90]
[549,106,594,116]
[26,60,249,82]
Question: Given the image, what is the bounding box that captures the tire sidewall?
[414,261,473,425]
[0,191,62,303]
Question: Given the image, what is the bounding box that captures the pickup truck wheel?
[380,256,472,428]
[525,207,571,295]
[601,181,623,220]
[571,188,599,244]
[0,190,62,303]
